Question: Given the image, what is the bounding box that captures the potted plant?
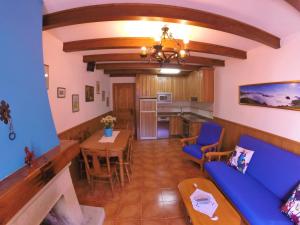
[101,115,116,137]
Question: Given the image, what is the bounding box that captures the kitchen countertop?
[157,112,211,123]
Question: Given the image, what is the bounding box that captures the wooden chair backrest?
[125,136,133,163]
[81,148,111,175]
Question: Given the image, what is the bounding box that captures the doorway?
[113,83,136,133]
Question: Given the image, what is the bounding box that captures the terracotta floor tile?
[114,219,141,225]
[74,138,205,223]
[141,219,169,225]
[116,202,142,220]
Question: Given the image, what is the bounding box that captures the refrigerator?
[139,98,157,139]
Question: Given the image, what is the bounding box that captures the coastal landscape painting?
[239,81,300,111]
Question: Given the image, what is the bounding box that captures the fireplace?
[7,164,105,225]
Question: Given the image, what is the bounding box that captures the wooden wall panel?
[58,111,112,141]
[214,117,300,155]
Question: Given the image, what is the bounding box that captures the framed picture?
[72,94,79,112]
[85,85,94,102]
[57,87,66,98]
[106,96,110,107]
[102,91,105,102]
[44,64,49,90]
[96,81,100,94]
[239,81,300,111]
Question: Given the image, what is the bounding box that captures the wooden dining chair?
[81,148,120,195]
[115,135,134,183]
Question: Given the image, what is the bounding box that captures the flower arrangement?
[101,115,116,129]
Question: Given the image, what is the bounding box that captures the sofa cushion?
[238,135,300,200]
[183,144,203,159]
[205,161,293,225]
[228,145,255,174]
[196,122,223,146]
[281,182,300,225]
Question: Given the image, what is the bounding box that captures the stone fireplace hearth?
[7,164,105,225]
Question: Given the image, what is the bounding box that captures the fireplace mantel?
[0,140,80,225]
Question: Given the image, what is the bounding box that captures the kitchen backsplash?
[157,101,213,119]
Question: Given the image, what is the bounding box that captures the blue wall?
[0,0,59,180]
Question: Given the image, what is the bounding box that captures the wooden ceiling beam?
[96,63,200,71]
[83,53,225,67]
[63,37,247,59]
[105,69,190,76]
[285,0,300,12]
[43,4,280,48]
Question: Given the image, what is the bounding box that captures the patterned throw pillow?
[227,146,254,174]
[281,183,300,225]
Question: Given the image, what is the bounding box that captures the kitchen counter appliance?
[157,92,172,104]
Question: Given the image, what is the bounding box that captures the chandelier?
[140,25,190,65]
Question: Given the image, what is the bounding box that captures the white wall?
[214,31,300,142]
[43,32,111,133]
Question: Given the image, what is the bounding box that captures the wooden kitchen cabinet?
[185,68,214,103]
[169,116,183,136]
[136,75,157,97]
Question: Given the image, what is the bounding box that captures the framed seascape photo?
[72,94,79,112]
[96,81,100,94]
[57,87,66,98]
[239,81,300,111]
[102,91,105,102]
[85,85,94,102]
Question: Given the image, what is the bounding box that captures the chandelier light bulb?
[140,46,147,57]
[179,49,187,58]
[183,38,190,44]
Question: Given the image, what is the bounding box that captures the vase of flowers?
[101,115,116,137]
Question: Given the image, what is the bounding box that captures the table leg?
[118,155,125,187]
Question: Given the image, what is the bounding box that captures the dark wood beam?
[84,53,225,67]
[96,63,200,71]
[285,0,300,12]
[43,4,280,48]
[110,74,137,77]
[105,69,190,76]
[63,37,247,59]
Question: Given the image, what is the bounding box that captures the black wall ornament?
[0,100,16,140]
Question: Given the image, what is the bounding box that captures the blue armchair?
[180,122,224,171]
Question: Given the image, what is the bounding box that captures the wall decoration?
[0,100,16,140]
[96,81,100,94]
[57,87,66,98]
[106,96,110,107]
[239,81,300,111]
[44,64,49,90]
[72,94,79,112]
[102,91,106,102]
[85,85,94,102]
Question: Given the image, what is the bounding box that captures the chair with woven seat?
[115,135,134,182]
[180,121,224,171]
[81,148,120,195]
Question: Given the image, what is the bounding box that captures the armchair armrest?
[205,151,234,162]
[180,136,198,147]
[200,142,219,153]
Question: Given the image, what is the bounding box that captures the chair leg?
[115,168,120,185]
[125,165,131,183]
[200,160,204,172]
[109,177,114,196]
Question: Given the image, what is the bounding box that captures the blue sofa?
[205,135,300,225]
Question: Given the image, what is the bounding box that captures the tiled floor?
[74,138,205,225]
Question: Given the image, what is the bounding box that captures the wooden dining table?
[79,129,131,187]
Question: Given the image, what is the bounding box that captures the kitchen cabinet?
[185,68,214,103]
[169,116,183,136]
[136,68,214,102]
[189,121,201,137]
[139,98,157,139]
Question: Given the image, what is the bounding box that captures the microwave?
[157,92,172,103]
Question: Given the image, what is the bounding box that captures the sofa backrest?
[238,135,300,200]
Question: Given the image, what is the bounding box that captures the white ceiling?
[43,0,300,57]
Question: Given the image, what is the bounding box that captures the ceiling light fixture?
[160,68,181,74]
[140,25,190,65]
